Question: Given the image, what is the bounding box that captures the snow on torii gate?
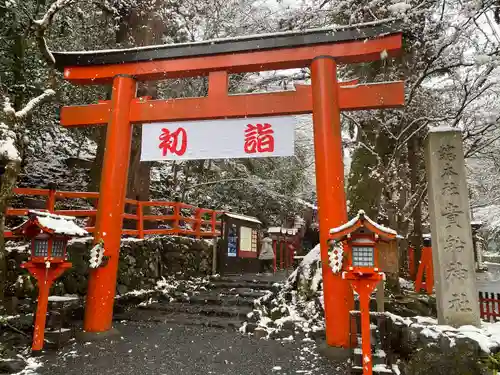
[54,22,404,347]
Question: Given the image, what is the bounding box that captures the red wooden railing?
[479,292,500,322]
[4,188,223,239]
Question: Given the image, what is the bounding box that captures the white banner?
[140,116,295,161]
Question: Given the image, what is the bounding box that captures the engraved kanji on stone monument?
[442,181,460,196]
[441,202,463,229]
[448,293,473,312]
[443,234,466,253]
[425,128,480,327]
[445,261,468,281]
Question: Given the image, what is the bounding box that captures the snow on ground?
[11,356,43,375]
[115,274,211,304]
[399,277,414,290]
[47,295,79,302]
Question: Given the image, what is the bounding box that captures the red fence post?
[273,240,277,273]
[195,208,202,238]
[211,211,217,236]
[47,188,56,212]
[478,292,500,322]
[137,202,144,239]
[479,292,486,321]
[173,202,180,234]
[280,239,284,270]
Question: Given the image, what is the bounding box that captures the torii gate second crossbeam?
[54,22,405,348]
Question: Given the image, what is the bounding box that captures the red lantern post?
[14,211,87,353]
[329,210,397,375]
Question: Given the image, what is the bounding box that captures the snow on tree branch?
[0,123,20,163]
[33,0,78,65]
[34,0,76,30]
[3,89,56,121]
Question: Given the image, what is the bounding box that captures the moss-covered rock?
[401,342,487,375]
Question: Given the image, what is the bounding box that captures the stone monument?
[425,127,480,327]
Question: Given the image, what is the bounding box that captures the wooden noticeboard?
[378,241,399,274]
[218,213,261,274]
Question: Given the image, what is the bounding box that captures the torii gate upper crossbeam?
[54,23,402,84]
[60,81,404,127]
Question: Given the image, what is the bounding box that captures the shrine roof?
[13,210,88,237]
[329,209,397,240]
[224,212,262,224]
[52,21,401,70]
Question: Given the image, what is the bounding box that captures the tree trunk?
[397,151,410,278]
[347,120,383,218]
[90,2,166,205]
[0,160,21,306]
[89,126,107,193]
[0,9,26,307]
[119,3,166,204]
[408,135,423,275]
[126,83,157,202]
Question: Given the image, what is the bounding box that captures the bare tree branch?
[33,0,78,66]
[3,89,56,122]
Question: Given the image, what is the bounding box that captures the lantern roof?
[329,210,397,241]
[13,210,88,237]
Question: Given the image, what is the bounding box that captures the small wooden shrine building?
[217,213,262,274]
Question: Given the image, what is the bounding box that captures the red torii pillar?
[56,26,404,347]
[84,76,136,331]
[311,57,351,347]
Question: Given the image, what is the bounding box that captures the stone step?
[114,310,241,329]
[170,288,269,299]
[352,348,387,366]
[207,281,277,291]
[138,301,253,319]
[172,292,256,307]
[211,273,287,284]
[215,289,272,300]
[355,337,384,351]
[351,364,394,374]
[223,289,270,299]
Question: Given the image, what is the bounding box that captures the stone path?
[36,321,347,375]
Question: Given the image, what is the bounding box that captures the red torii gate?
[54,23,404,347]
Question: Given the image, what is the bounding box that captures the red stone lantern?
[329,210,397,375]
[13,210,87,353]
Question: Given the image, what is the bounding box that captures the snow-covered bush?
[246,245,326,339]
